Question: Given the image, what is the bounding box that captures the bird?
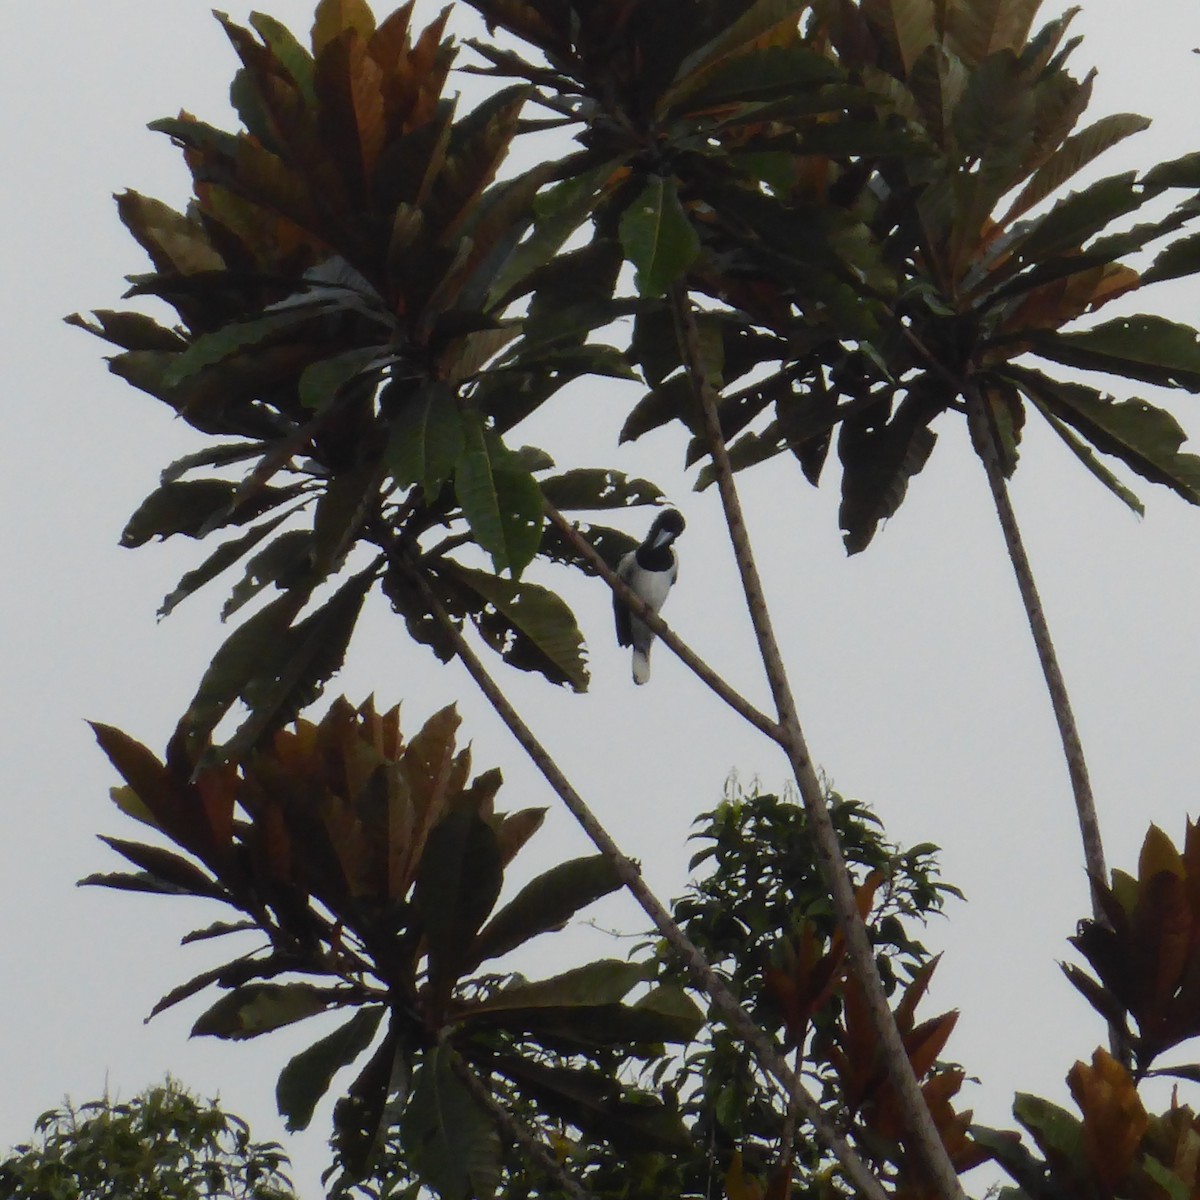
[613,508,685,685]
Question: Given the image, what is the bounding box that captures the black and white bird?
[613,508,685,685]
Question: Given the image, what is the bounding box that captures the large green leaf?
[1011,367,1200,503]
[539,468,665,511]
[487,161,618,306]
[400,1046,500,1200]
[838,402,938,553]
[668,0,807,101]
[440,561,589,691]
[121,480,238,547]
[331,1023,405,1183]
[454,415,544,577]
[277,1007,385,1132]
[1012,1093,1086,1172]
[863,0,936,77]
[159,510,296,618]
[1030,315,1200,393]
[1004,113,1151,227]
[229,569,376,754]
[1037,408,1145,516]
[178,588,310,749]
[465,960,643,1017]
[619,176,700,298]
[221,529,314,620]
[386,381,466,498]
[1141,230,1200,286]
[413,810,505,996]
[468,854,622,969]
[191,982,341,1039]
[487,1054,691,1152]
[95,836,226,901]
[298,347,393,410]
[164,311,318,385]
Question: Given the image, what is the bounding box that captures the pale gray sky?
[4,1,1200,1195]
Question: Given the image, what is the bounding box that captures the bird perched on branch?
[614,508,685,685]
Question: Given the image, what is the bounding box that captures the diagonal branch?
[544,503,781,739]
[443,1041,594,1200]
[670,284,966,1200]
[409,567,890,1200]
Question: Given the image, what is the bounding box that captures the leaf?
[96,836,225,900]
[487,1054,690,1152]
[1036,407,1145,516]
[312,0,376,57]
[1004,113,1152,227]
[159,510,295,618]
[1012,1093,1086,1172]
[191,982,339,1039]
[468,855,622,969]
[946,0,1042,65]
[164,311,317,386]
[249,12,317,106]
[222,529,314,620]
[837,402,938,554]
[277,1007,385,1132]
[540,469,665,511]
[413,810,504,996]
[400,1046,501,1200]
[466,960,643,1017]
[619,177,700,298]
[177,588,309,749]
[487,161,618,306]
[299,348,393,410]
[1143,228,1200,286]
[441,561,589,691]
[1013,367,1200,504]
[454,415,545,577]
[669,0,806,98]
[331,1023,405,1182]
[386,381,466,497]
[228,569,376,755]
[121,480,238,547]
[863,0,936,76]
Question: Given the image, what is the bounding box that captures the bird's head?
[648,508,685,548]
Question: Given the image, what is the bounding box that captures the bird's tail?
[632,647,651,685]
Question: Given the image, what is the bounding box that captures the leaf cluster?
[0,1079,294,1200]
[85,697,701,1194]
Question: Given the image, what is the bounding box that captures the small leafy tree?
[70,0,1200,1197]
[0,1079,294,1200]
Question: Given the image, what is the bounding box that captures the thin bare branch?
[671,284,966,1200]
[409,567,889,1200]
[544,504,781,739]
[966,384,1108,899]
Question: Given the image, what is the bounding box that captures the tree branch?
[544,504,781,739]
[409,568,889,1200]
[670,284,966,1200]
[443,1042,594,1200]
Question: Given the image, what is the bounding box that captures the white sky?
[4,1,1200,1195]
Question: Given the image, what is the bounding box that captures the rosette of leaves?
[68,2,671,757]
[84,697,703,1194]
[675,0,1200,551]
[492,0,1200,553]
[1064,820,1200,1079]
[455,0,903,429]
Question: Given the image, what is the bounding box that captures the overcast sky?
[5,1,1200,1195]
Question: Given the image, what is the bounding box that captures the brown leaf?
[1067,1047,1147,1191]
